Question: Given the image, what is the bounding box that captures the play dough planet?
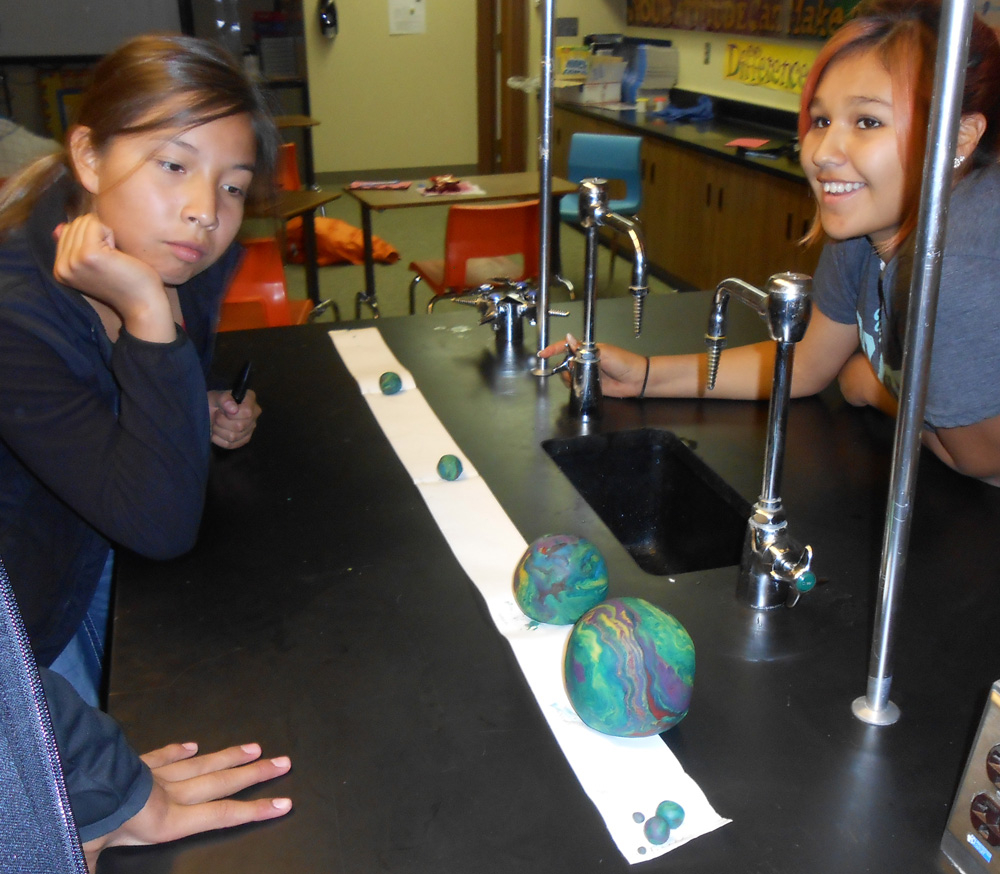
[564,597,694,737]
[379,371,402,394]
[436,454,463,480]
[513,534,609,625]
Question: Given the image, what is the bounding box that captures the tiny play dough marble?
[436,454,463,480]
[513,534,609,625]
[564,597,695,737]
[379,371,403,394]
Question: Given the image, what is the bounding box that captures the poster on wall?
[978,1,1000,30]
[389,0,426,35]
[723,41,814,93]
[626,0,860,40]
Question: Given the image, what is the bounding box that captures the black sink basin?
[542,428,752,575]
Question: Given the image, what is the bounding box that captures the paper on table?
[330,327,730,864]
[725,137,770,149]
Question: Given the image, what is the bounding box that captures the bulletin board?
[626,0,861,41]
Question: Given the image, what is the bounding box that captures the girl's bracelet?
[637,356,651,399]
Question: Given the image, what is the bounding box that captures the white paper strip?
[330,328,730,863]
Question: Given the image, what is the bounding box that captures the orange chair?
[407,199,540,314]
[217,237,314,331]
[276,142,301,193]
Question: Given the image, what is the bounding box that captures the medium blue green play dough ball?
[564,597,695,737]
[436,454,463,481]
[379,371,403,394]
[643,816,670,845]
[513,534,609,625]
[656,800,685,829]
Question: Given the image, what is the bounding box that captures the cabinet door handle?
[649,161,655,184]
[706,182,712,208]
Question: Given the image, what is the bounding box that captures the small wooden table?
[249,189,341,306]
[345,172,578,319]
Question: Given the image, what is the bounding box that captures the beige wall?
[627,27,812,114]
[302,2,817,175]
[304,2,478,174]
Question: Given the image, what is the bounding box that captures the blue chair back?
[560,133,643,222]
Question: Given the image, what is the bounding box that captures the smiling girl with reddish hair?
[542,0,1000,485]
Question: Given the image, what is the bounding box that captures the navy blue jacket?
[0,173,240,664]
[1,554,150,869]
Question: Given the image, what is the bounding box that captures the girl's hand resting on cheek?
[208,388,261,449]
[82,741,292,873]
[53,215,175,343]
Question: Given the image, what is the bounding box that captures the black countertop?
[556,100,808,184]
[104,294,1000,873]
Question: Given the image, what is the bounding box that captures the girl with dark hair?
[0,34,280,704]
[541,0,1000,485]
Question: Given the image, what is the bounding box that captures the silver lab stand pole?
[852,0,974,725]
[532,0,556,377]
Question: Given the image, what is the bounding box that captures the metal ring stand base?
[851,695,901,725]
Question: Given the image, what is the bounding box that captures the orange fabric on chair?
[218,237,313,331]
[407,199,540,314]
[284,216,400,267]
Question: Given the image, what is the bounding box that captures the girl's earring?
[953,155,966,169]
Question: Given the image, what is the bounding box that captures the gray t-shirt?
[812,163,1000,430]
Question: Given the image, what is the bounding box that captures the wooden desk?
[345,172,578,319]
[250,189,340,306]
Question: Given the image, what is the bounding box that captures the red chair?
[407,199,540,314]
[218,237,313,331]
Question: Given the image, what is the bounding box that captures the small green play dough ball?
[379,371,402,394]
[643,816,670,845]
[795,570,817,593]
[437,454,463,481]
[655,800,685,829]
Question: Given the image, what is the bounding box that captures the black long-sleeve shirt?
[0,173,239,664]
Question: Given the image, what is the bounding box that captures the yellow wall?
[628,27,813,114]
[303,2,818,175]
[304,2,477,174]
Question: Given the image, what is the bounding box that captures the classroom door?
[476,0,528,173]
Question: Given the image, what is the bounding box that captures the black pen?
[231,360,252,405]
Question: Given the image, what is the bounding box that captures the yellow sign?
[723,40,815,93]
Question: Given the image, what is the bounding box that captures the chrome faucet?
[706,273,817,609]
[551,178,649,421]
[455,279,568,353]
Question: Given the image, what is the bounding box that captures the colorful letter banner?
[626,0,858,40]
[723,40,815,93]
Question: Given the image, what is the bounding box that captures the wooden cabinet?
[555,107,822,291]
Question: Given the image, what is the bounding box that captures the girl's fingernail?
[272,798,293,811]
[241,743,262,755]
[182,742,198,751]
[271,756,291,769]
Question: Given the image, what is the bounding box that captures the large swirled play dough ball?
[564,597,695,737]
[513,534,609,625]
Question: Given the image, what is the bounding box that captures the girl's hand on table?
[82,741,292,873]
[538,334,650,397]
[52,215,175,344]
[208,388,261,449]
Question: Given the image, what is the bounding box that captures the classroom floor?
[262,174,677,323]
